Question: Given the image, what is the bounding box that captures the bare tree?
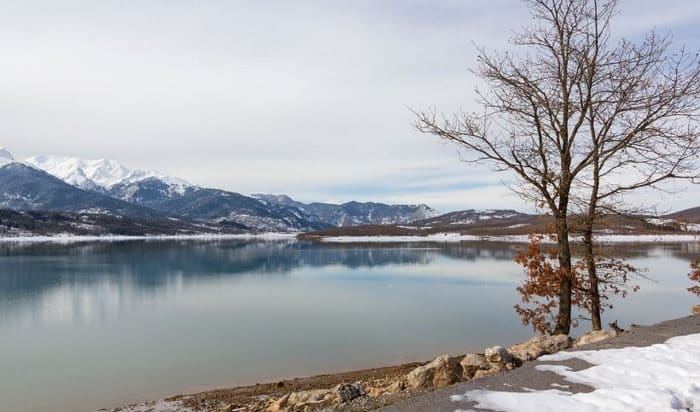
[414,0,700,334]
[571,14,700,330]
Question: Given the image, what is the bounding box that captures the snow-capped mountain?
[24,154,191,197]
[14,151,326,232]
[155,189,329,232]
[253,194,440,227]
[1,148,440,233]
[108,177,194,206]
[0,162,164,218]
[0,147,14,167]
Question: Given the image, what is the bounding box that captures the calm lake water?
[0,238,697,412]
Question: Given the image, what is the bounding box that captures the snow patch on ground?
[451,333,700,412]
[593,234,700,243]
[449,219,475,225]
[320,233,486,243]
[319,233,699,244]
[647,217,678,226]
[0,147,15,167]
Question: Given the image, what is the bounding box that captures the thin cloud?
[0,0,697,212]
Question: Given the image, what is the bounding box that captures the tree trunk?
[554,213,573,335]
[584,138,602,331]
[583,228,602,330]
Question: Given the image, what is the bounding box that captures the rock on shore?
[573,330,616,347]
[106,328,618,412]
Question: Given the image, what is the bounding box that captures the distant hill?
[253,194,439,227]
[0,209,240,237]
[299,209,544,238]
[666,206,700,224]
[154,189,330,232]
[300,208,700,239]
[415,209,532,228]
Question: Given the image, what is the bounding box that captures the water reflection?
[0,239,696,412]
[0,240,515,303]
[0,239,695,308]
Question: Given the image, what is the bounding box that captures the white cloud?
[0,0,697,212]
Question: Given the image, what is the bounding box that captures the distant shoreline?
[307,232,700,244]
[0,233,297,243]
[1,232,698,244]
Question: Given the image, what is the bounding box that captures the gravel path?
[379,314,700,412]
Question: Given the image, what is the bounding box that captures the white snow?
[647,217,677,226]
[24,154,191,194]
[593,234,700,243]
[319,233,486,243]
[0,233,296,244]
[413,204,441,220]
[451,333,700,412]
[645,218,700,233]
[319,233,699,244]
[0,147,15,167]
[449,219,476,225]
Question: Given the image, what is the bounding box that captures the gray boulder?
[334,382,366,402]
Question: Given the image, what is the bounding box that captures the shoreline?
[0,233,297,243]
[106,313,700,412]
[382,314,700,412]
[1,231,698,244]
[312,232,700,244]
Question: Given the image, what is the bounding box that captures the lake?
[0,238,697,412]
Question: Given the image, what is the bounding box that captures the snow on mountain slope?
[415,209,528,227]
[0,162,165,218]
[24,154,191,195]
[253,194,441,227]
[0,147,15,167]
[16,153,320,232]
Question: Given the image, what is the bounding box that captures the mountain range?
[2,147,697,238]
[0,148,439,234]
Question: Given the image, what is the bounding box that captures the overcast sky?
[1,0,699,212]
